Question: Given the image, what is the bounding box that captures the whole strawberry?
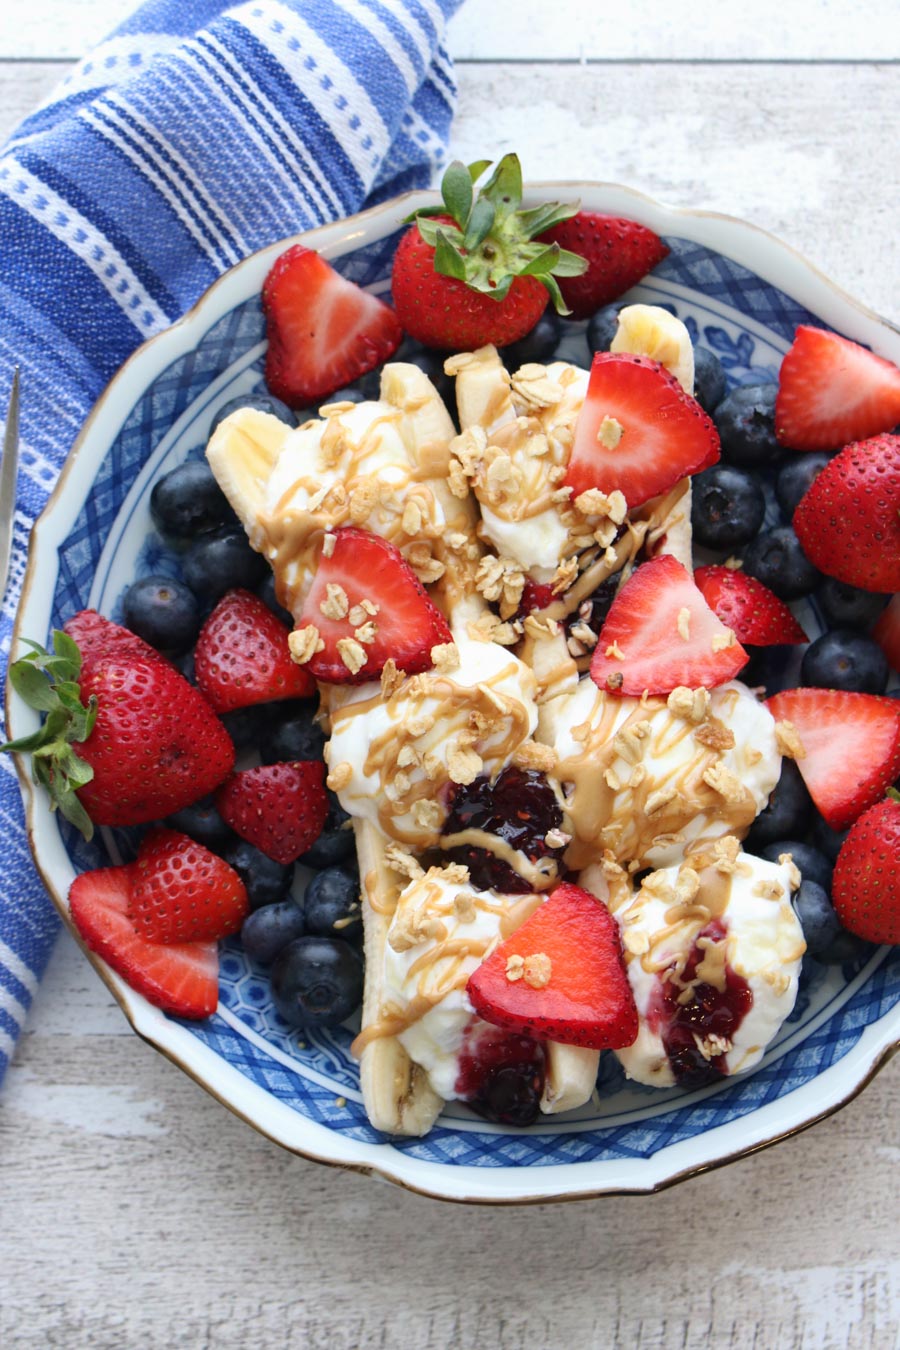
[391,154,587,350]
[832,792,900,944]
[194,588,315,713]
[538,212,669,319]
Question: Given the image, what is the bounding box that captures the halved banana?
[611,303,695,395]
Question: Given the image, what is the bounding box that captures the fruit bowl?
[8,183,900,1204]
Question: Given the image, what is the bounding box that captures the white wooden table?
[1,4,899,1347]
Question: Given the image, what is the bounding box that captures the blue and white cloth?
[0,0,461,1083]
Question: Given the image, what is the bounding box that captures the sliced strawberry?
[263,245,402,407]
[793,434,900,592]
[215,761,328,865]
[295,527,452,685]
[766,688,900,829]
[590,554,748,696]
[194,588,315,713]
[775,326,900,450]
[693,565,808,645]
[130,829,248,943]
[832,793,900,945]
[872,595,900,673]
[68,865,218,1019]
[467,882,638,1050]
[565,352,719,509]
[539,212,669,319]
[519,580,557,616]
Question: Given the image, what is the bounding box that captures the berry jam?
[565,574,619,647]
[455,1022,546,1126]
[441,766,564,893]
[652,920,753,1088]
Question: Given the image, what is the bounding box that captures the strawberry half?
[466,882,638,1050]
[565,352,720,509]
[589,554,749,696]
[263,244,402,407]
[832,793,900,945]
[194,588,315,713]
[538,212,669,319]
[775,326,900,450]
[793,433,900,592]
[872,595,900,673]
[69,865,219,1019]
[693,565,808,645]
[766,688,900,830]
[130,829,249,943]
[295,527,452,684]
[215,761,328,865]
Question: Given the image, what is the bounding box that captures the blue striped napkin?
[0,0,461,1082]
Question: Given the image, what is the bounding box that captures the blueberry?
[692,346,727,414]
[324,384,365,405]
[502,311,562,369]
[397,345,456,406]
[256,571,294,629]
[260,702,325,765]
[714,384,782,468]
[745,760,814,848]
[810,814,850,862]
[150,461,237,544]
[209,393,296,436]
[740,642,806,697]
[271,936,363,1029]
[775,453,832,519]
[815,578,890,631]
[299,790,355,868]
[241,899,306,965]
[182,526,268,606]
[167,797,235,854]
[743,526,821,600]
[800,630,889,694]
[792,880,846,962]
[220,703,282,751]
[690,464,766,549]
[121,575,200,655]
[303,863,362,943]
[224,839,293,909]
[586,304,620,354]
[758,839,833,890]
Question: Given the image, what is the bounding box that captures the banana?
[611,302,695,395]
[206,407,291,553]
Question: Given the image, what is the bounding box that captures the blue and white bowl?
[8,184,899,1203]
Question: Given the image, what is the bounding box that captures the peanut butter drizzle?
[635,865,734,983]
[437,826,561,891]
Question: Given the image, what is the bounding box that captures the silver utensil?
[0,368,20,598]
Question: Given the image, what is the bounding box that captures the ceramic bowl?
[9,183,899,1203]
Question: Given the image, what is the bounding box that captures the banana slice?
[611,303,695,395]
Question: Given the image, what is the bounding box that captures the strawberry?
[391,154,587,350]
[194,588,315,713]
[872,595,900,673]
[68,865,219,1018]
[518,580,557,616]
[564,352,720,509]
[792,434,900,592]
[295,527,452,684]
[538,212,669,319]
[466,882,638,1050]
[775,326,900,450]
[693,565,808,645]
[64,608,165,679]
[130,829,248,943]
[832,792,900,944]
[589,554,749,696]
[765,688,900,829]
[263,244,402,406]
[215,761,328,865]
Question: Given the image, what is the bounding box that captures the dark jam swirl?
[651,920,753,1088]
[440,766,564,894]
[455,1022,546,1127]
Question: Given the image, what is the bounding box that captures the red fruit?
[130,829,249,943]
[872,595,900,673]
[589,554,748,696]
[64,609,165,680]
[263,244,402,406]
[693,565,808,646]
[75,657,235,827]
[766,688,900,830]
[215,761,328,865]
[775,326,900,450]
[792,434,900,592]
[194,588,315,713]
[68,865,219,1019]
[539,212,669,319]
[565,352,719,509]
[519,580,557,616]
[832,793,900,944]
[466,882,639,1050]
[296,527,452,685]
